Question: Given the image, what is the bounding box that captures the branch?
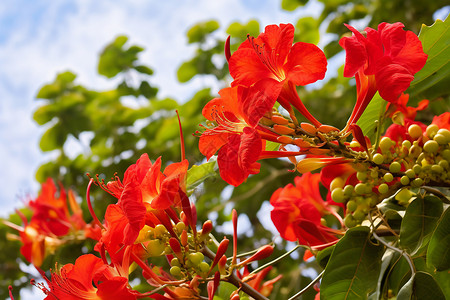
[287,270,324,300]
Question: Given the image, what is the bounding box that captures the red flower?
[432,112,450,130]
[228,23,327,126]
[386,93,428,125]
[340,22,428,128]
[270,173,340,248]
[98,154,188,245]
[39,254,140,300]
[199,86,280,186]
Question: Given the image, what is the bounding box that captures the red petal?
[375,63,414,102]
[285,42,327,85]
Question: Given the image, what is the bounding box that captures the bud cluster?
[330,124,450,227]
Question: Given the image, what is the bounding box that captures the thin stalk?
[250,245,301,275]
[287,270,324,300]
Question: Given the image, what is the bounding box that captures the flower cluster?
[6,19,450,300]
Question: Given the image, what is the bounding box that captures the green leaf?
[33,104,56,125]
[177,59,198,83]
[321,226,384,300]
[281,0,309,11]
[294,17,320,44]
[427,207,450,271]
[134,65,154,75]
[226,20,260,42]
[186,160,217,194]
[139,81,158,99]
[186,20,220,44]
[316,244,335,269]
[399,195,443,256]
[265,140,280,151]
[398,272,445,300]
[39,124,66,151]
[407,17,450,100]
[356,92,386,141]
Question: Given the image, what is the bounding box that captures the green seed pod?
[198,261,210,273]
[331,188,346,203]
[378,183,389,194]
[408,124,423,140]
[411,178,423,187]
[355,183,367,195]
[344,185,354,197]
[412,164,422,174]
[383,172,394,182]
[346,200,357,212]
[353,210,366,222]
[402,140,412,149]
[356,171,367,181]
[171,258,181,267]
[344,215,357,228]
[379,137,393,153]
[423,140,439,153]
[373,153,384,165]
[434,134,447,145]
[431,164,443,173]
[189,252,205,266]
[170,266,182,277]
[426,124,439,139]
[400,175,410,185]
[405,169,415,179]
[175,222,186,233]
[389,161,402,173]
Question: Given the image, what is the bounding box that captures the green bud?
[331,188,346,203]
[434,134,447,145]
[170,266,182,277]
[426,124,439,139]
[378,183,389,194]
[355,183,367,195]
[344,215,357,228]
[408,124,423,140]
[373,153,384,165]
[344,185,354,196]
[198,261,210,273]
[353,210,366,222]
[405,169,415,179]
[379,137,393,153]
[411,178,423,187]
[171,258,181,267]
[189,252,204,266]
[400,175,410,185]
[423,140,439,153]
[431,164,443,173]
[383,172,394,182]
[389,161,402,173]
[346,200,357,212]
[356,171,367,181]
[412,164,422,174]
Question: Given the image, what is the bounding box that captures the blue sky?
[0,0,326,220]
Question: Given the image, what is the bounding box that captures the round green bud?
[344,215,357,228]
[171,258,181,267]
[400,175,410,185]
[370,169,379,179]
[346,200,357,212]
[170,266,182,277]
[344,185,354,197]
[434,134,447,145]
[412,164,422,174]
[154,224,167,237]
[439,159,449,169]
[409,145,422,157]
[426,124,439,139]
[379,137,393,153]
[198,262,210,273]
[356,171,367,181]
[442,149,450,160]
[437,129,450,141]
[423,140,439,153]
[405,169,415,179]
[353,210,366,222]
[402,140,412,149]
[373,153,384,165]
[378,183,389,194]
[431,164,443,173]
[350,140,361,148]
[411,178,423,187]
[383,173,394,182]
[355,183,367,195]
[189,252,205,266]
[330,177,345,191]
[408,124,423,139]
[331,188,346,203]
[389,162,402,173]
[176,222,186,233]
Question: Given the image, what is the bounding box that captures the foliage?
[2,1,450,300]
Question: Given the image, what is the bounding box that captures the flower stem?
[287,270,324,300]
[250,245,301,275]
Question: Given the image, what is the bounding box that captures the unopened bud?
[239,245,274,266]
[273,124,295,135]
[271,115,289,125]
[180,230,188,247]
[202,220,213,235]
[218,255,227,275]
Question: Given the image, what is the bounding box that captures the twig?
[250,245,301,275]
[287,270,324,300]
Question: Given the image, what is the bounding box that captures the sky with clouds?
[0,0,327,220]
